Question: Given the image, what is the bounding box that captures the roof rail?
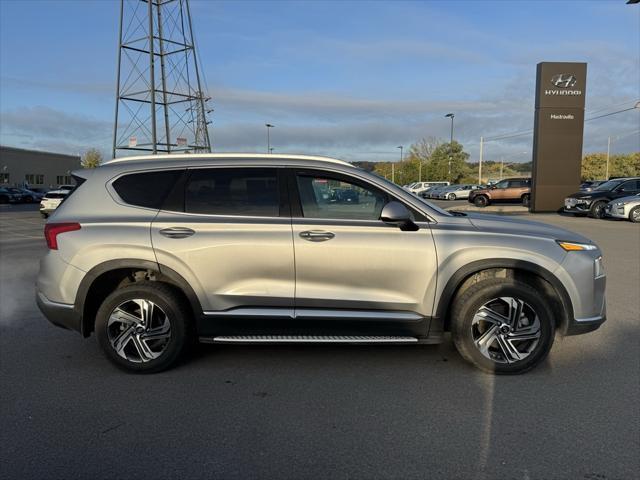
[103,153,353,167]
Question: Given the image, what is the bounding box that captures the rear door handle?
[299,230,335,242]
[159,227,195,239]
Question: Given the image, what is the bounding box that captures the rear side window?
[185,168,279,216]
[113,170,182,209]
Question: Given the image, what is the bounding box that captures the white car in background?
[40,190,69,218]
[437,184,482,200]
[604,193,640,223]
[410,181,449,196]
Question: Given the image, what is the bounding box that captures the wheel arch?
[435,259,574,334]
[75,259,203,337]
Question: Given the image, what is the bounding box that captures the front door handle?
[299,230,335,242]
[159,227,195,239]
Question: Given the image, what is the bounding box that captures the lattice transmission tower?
[112,0,212,158]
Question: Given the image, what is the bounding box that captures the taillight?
[44,223,81,249]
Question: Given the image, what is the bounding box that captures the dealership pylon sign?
[531,62,587,212]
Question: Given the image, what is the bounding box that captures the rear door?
[150,167,295,315]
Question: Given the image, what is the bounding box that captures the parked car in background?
[4,187,25,203]
[13,187,44,203]
[604,193,640,223]
[437,184,482,200]
[564,177,640,218]
[468,178,531,207]
[408,181,449,196]
[57,184,75,192]
[580,180,606,192]
[0,187,22,204]
[39,190,69,218]
[422,185,448,199]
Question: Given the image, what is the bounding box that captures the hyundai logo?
[551,74,577,88]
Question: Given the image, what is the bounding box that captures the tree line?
[353,137,639,185]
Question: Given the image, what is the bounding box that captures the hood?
[567,190,610,200]
[465,213,592,244]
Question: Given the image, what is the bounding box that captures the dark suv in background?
[564,177,640,218]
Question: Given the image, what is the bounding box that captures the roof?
[103,153,352,167]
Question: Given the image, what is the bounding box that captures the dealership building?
[0,146,82,189]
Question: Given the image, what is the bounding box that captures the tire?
[451,277,555,374]
[448,193,456,200]
[589,201,607,219]
[474,195,489,207]
[0,195,8,204]
[95,281,193,373]
[629,206,640,223]
[522,194,530,207]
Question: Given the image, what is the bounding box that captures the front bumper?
[565,312,606,336]
[36,290,82,333]
[564,198,591,214]
[604,204,627,219]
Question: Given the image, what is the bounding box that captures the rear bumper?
[36,289,81,333]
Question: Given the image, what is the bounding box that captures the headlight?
[612,202,624,207]
[557,240,598,251]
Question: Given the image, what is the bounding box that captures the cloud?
[0,106,111,156]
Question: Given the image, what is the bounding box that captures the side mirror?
[380,201,419,231]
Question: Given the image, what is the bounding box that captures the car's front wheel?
[448,193,457,200]
[589,201,607,219]
[95,282,192,373]
[451,277,555,374]
[474,195,489,207]
[629,206,640,223]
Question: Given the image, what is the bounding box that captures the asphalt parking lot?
[1,205,638,479]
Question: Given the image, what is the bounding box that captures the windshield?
[594,179,624,191]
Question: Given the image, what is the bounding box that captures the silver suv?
[36,154,606,374]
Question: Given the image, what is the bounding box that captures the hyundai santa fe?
[36,154,606,374]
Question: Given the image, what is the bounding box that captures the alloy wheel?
[107,299,172,363]
[631,207,640,223]
[471,297,541,364]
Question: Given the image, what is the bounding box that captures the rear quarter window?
[113,170,183,209]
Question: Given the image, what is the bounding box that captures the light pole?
[478,136,484,185]
[397,145,403,162]
[265,123,274,153]
[606,136,611,180]
[445,113,455,181]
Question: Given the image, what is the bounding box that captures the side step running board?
[201,335,419,344]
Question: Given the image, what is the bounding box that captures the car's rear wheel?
[95,282,192,373]
[589,201,607,219]
[448,193,457,200]
[522,193,530,207]
[629,206,640,223]
[451,278,555,374]
[474,195,489,207]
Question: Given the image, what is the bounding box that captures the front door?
[289,169,438,335]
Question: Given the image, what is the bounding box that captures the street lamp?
[445,113,455,181]
[265,124,274,153]
[397,145,403,162]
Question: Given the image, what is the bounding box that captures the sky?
[0,0,638,163]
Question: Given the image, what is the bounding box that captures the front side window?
[296,174,387,220]
[619,180,640,192]
[494,180,509,189]
[185,168,279,216]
